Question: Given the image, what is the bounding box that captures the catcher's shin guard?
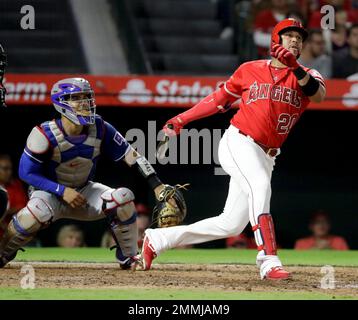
[0,198,53,268]
[101,188,138,267]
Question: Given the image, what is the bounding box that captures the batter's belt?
[237,129,280,157]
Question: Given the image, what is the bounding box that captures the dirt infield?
[1,262,358,297]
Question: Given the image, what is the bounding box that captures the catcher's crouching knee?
[101,187,137,223]
[12,197,54,236]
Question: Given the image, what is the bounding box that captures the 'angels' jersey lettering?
[246,82,301,108]
[225,60,325,148]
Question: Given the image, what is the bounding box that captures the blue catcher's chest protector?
[40,117,104,188]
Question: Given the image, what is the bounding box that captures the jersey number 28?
[277,113,299,134]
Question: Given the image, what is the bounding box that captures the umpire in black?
[0,43,8,216]
[0,43,7,108]
[0,186,8,219]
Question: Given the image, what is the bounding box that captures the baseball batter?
[0,78,171,268]
[140,19,326,280]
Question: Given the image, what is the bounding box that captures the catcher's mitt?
[153,183,189,228]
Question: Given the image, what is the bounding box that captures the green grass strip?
[0,287,356,300]
[15,248,358,267]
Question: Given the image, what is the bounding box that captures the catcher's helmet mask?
[51,78,96,126]
[63,92,94,115]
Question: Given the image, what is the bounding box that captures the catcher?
[0,77,187,268]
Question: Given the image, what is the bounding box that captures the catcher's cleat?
[264,266,290,280]
[140,235,157,271]
[0,248,25,268]
[109,245,140,271]
[119,256,140,271]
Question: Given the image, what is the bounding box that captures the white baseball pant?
[145,125,283,277]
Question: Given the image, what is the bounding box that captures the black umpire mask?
[0,44,8,108]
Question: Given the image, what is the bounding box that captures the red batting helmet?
[271,18,308,50]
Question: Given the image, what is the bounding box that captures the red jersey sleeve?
[224,66,244,100]
[172,67,243,126]
[308,68,326,88]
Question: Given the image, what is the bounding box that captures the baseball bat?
[156,124,173,160]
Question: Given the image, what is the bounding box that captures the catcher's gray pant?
[145,125,283,278]
[0,182,138,265]
[30,182,138,258]
[31,182,109,222]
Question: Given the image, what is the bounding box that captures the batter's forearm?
[293,67,325,102]
[176,87,236,125]
[296,72,310,86]
[308,83,326,103]
[175,93,222,125]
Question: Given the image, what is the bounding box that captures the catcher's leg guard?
[101,188,138,268]
[252,214,289,280]
[0,197,53,267]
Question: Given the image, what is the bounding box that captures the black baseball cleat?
[0,248,25,268]
[118,256,140,270]
[110,245,140,270]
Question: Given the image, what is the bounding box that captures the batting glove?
[163,117,185,136]
[271,44,300,70]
